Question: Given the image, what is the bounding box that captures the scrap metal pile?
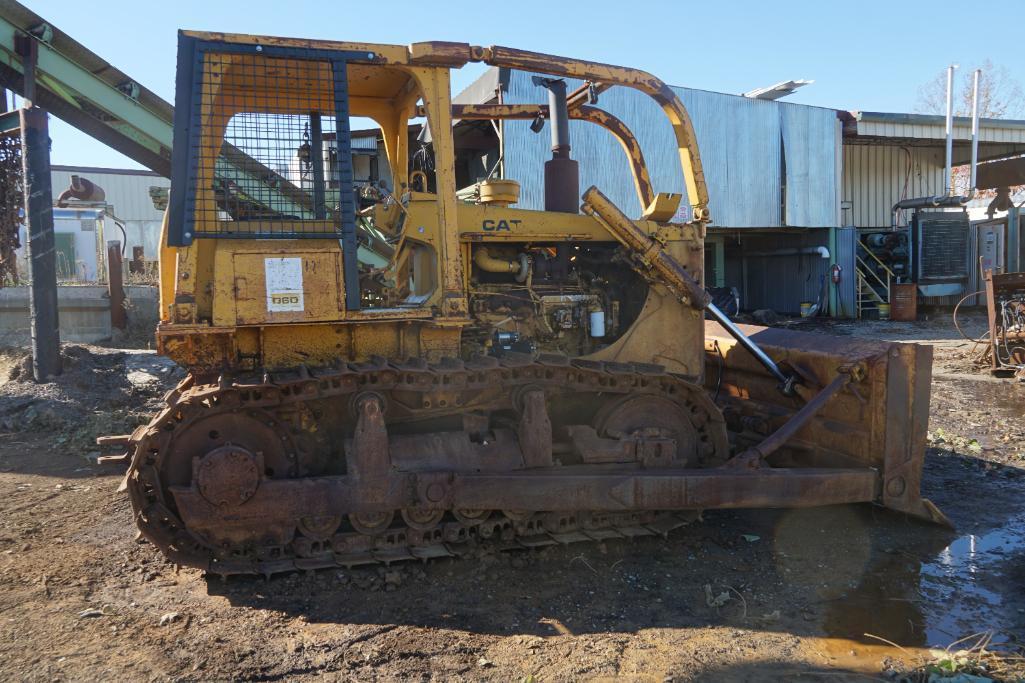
[984,270,1025,377]
[0,131,20,286]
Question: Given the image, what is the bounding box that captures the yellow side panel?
[230,252,344,326]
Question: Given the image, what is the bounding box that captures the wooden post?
[107,240,126,330]
[20,106,61,381]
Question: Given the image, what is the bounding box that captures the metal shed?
[454,68,845,315]
[487,68,841,229]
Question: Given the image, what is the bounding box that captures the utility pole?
[14,29,61,380]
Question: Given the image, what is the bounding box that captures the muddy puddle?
[807,507,1025,673]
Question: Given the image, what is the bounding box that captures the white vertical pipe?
[969,69,981,193]
[944,64,956,196]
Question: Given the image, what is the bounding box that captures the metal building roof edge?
[853,111,1025,131]
[50,165,164,178]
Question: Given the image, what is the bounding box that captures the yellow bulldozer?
[101,31,946,574]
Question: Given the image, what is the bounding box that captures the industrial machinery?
[97,31,945,574]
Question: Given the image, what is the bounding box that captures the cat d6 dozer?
[101,31,947,574]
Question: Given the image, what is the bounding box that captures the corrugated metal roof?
[350,134,380,151]
[498,70,839,228]
[453,66,504,105]
[853,111,1025,144]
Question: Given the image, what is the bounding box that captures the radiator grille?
[917,214,968,280]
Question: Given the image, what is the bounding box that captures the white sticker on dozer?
[265,257,304,312]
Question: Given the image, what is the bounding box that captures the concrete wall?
[0,285,158,346]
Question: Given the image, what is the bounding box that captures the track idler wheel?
[401,507,445,531]
[349,511,394,535]
[298,515,342,541]
[453,509,491,525]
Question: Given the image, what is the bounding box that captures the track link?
[123,354,728,575]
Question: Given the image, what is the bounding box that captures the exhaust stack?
[969,69,981,194]
[943,64,956,196]
[890,65,984,225]
[533,77,579,214]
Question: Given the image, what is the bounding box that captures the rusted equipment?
[107,240,125,330]
[891,283,918,322]
[984,269,1025,376]
[128,245,145,274]
[0,102,20,286]
[55,174,105,205]
[100,33,944,574]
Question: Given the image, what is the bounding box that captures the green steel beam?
[0,106,17,135]
[0,2,386,265]
[0,7,317,221]
[0,12,172,174]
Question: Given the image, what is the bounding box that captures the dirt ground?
[0,313,1023,682]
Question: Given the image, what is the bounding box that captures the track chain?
[124,353,727,575]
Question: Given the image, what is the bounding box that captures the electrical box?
[977,222,1005,275]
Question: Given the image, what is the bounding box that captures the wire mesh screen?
[183,47,355,240]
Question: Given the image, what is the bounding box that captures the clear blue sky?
[19,0,1025,169]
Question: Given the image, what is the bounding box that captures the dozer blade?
[704,321,949,527]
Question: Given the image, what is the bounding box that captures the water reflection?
[823,510,1025,648]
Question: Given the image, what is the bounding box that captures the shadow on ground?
[204,451,1025,651]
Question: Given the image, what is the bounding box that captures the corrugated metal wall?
[834,226,857,317]
[501,71,839,228]
[780,103,842,227]
[738,231,833,314]
[841,144,946,228]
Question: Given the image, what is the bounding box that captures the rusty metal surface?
[120,355,737,574]
[0,127,20,285]
[704,321,947,527]
[984,270,1025,374]
[107,241,126,330]
[110,338,941,575]
[582,186,711,309]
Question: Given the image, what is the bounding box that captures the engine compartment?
[465,243,649,358]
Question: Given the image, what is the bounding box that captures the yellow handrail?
[855,255,888,291]
[857,239,897,280]
[855,257,890,310]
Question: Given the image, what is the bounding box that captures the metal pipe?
[107,240,126,330]
[473,247,529,282]
[969,69,980,194]
[944,64,956,196]
[705,303,797,395]
[724,372,849,467]
[55,174,105,206]
[531,77,571,156]
[744,246,830,259]
[534,76,579,216]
